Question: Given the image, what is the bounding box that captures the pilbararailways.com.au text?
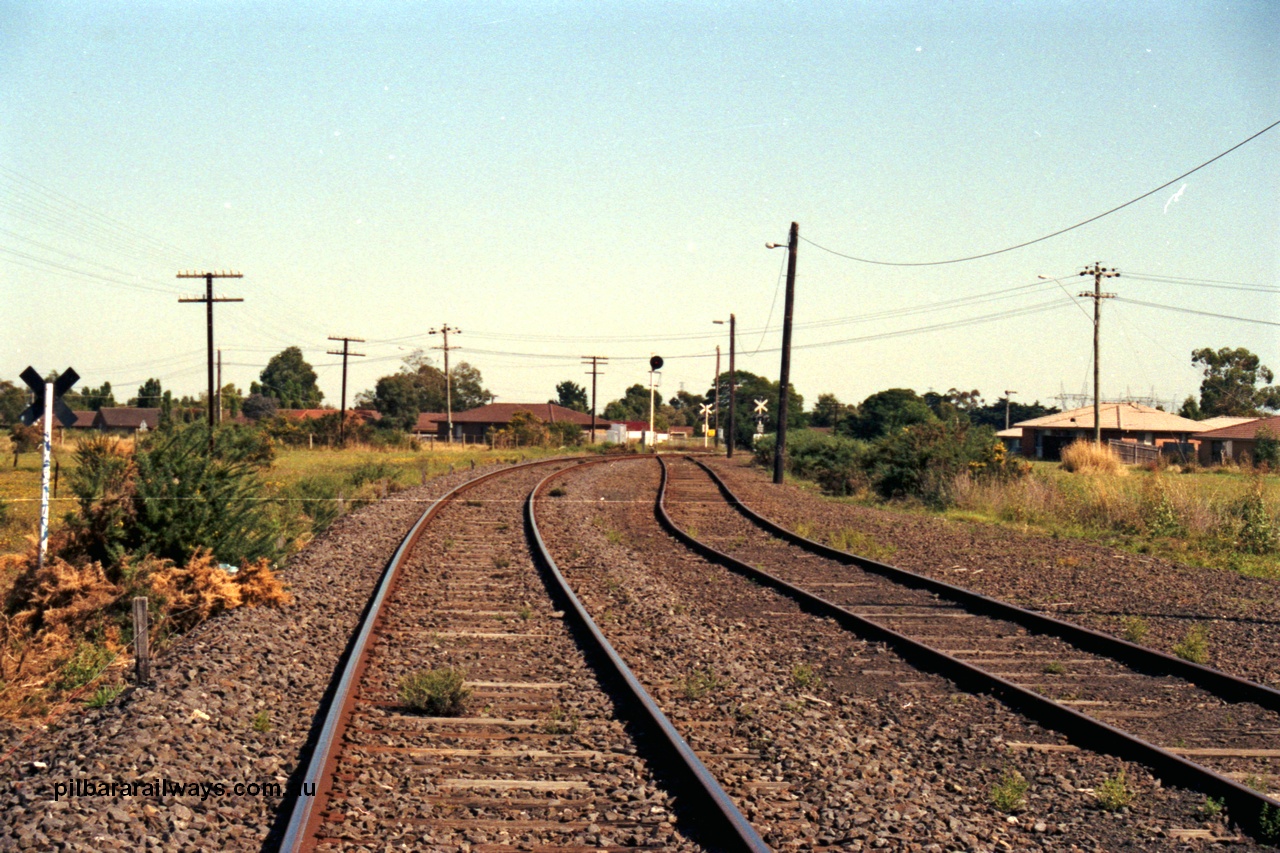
[52,778,316,801]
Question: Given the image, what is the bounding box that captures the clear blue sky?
[3,1,1277,415]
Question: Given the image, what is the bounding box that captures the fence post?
[133,597,150,685]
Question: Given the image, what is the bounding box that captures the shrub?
[866,421,1009,507]
[1232,478,1278,555]
[348,460,401,488]
[990,769,1028,813]
[398,667,470,715]
[548,420,584,447]
[1060,441,1122,474]
[1121,616,1149,643]
[288,475,344,533]
[1256,427,1280,469]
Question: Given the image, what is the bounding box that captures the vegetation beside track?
[758,429,1280,579]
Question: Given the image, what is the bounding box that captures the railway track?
[657,454,1280,842]
[280,458,764,852]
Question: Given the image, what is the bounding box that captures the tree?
[968,396,1059,430]
[924,388,983,422]
[221,383,244,418]
[366,351,494,431]
[840,388,935,440]
[551,381,589,413]
[254,346,323,409]
[65,381,116,412]
[810,393,854,430]
[1193,347,1280,417]
[0,381,25,425]
[242,393,278,421]
[713,371,804,450]
[1178,396,1202,421]
[129,378,164,408]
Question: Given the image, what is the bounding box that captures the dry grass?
[1060,441,1124,475]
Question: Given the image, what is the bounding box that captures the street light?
[713,315,736,457]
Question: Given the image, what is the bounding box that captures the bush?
[1256,427,1279,470]
[991,768,1028,813]
[65,423,282,568]
[1060,441,1122,474]
[1095,771,1132,811]
[866,420,1009,507]
[288,475,344,533]
[398,667,470,715]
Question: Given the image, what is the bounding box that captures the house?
[668,426,694,440]
[996,427,1022,455]
[96,408,162,434]
[1013,403,1203,461]
[437,403,609,442]
[414,412,446,440]
[622,420,669,445]
[1193,415,1280,466]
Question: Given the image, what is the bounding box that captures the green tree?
[254,346,323,409]
[129,378,164,407]
[66,381,116,412]
[1193,346,1279,417]
[0,380,26,425]
[840,388,935,440]
[714,371,804,450]
[551,381,589,413]
[367,352,493,431]
[968,396,1059,430]
[1179,395,1203,420]
[924,388,983,422]
[810,393,854,430]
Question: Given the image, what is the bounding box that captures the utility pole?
[582,356,608,444]
[178,270,243,451]
[767,223,798,484]
[713,345,721,448]
[430,324,461,443]
[1078,262,1119,445]
[217,349,223,424]
[714,314,738,457]
[327,336,366,445]
[1004,390,1017,431]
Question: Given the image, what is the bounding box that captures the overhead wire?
[799,118,1280,267]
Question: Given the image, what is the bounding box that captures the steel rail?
[688,457,1280,712]
[279,456,583,853]
[656,456,1280,841]
[529,461,772,853]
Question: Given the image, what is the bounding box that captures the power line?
[800,118,1280,267]
[1114,297,1280,327]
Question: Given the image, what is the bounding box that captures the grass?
[990,768,1028,813]
[398,667,471,715]
[251,709,272,733]
[541,706,579,734]
[791,662,820,690]
[941,463,1280,578]
[1121,616,1149,643]
[679,668,725,701]
[85,681,126,708]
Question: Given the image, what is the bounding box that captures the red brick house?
[1193,415,1280,466]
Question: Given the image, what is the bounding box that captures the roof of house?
[1193,414,1280,441]
[97,408,162,429]
[415,412,446,431]
[447,403,602,427]
[277,408,338,421]
[668,426,694,436]
[1195,416,1257,433]
[1014,402,1201,433]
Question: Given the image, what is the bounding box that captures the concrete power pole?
[327,336,366,445]
[178,270,243,451]
[1079,263,1119,445]
[430,324,461,443]
[582,356,608,444]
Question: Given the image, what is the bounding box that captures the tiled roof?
[448,403,602,427]
[1193,415,1280,441]
[1195,416,1257,433]
[1014,402,1201,433]
[415,412,446,431]
[97,408,162,429]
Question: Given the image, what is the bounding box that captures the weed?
[686,525,700,539]
[1260,804,1280,842]
[791,663,820,690]
[794,521,815,539]
[57,642,114,691]
[492,555,510,569]
[1095,771,1132,811]
[517,605,532,621]
[1173,625,1210,664]
[251,709,272,733]
[781,699,803,713]
[548,486,567,498]
[464,499,483,508]
[542,706,579,734]
[1121,616,1149,643]
[85,681,125,709]
[1234,480,1278,555]
[1201,796,1223,818]
[990,769,1028,813]
[442,537,455,551]
[605,529,624,546]
[672,603,687,616]
[1061,441,1123,475]
[828,528,896,561]
[398,667,470,716]
[679,668,725,701]
[1043,660,1066,675]
[1242,773,1268,793]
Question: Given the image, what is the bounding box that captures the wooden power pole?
[178,270,243,451]
[582,356,608,443]
[768,223,799,484]
[327,336,366,444]
[430,324,461,442]
[1078,262,1119,445]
